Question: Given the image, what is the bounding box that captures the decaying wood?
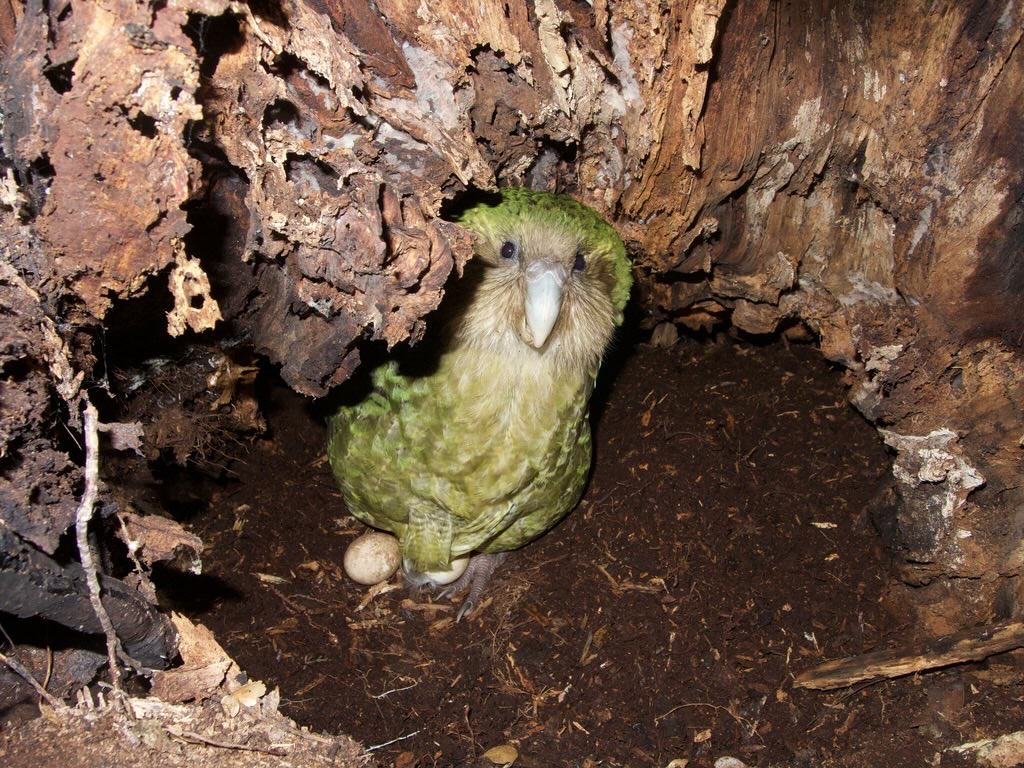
[795,621,1024,691]
[0,252,82,553]
[0,650,67,711]
[0,0,1022,658]
[0,524,178,669]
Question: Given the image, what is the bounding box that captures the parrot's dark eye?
[500,240,518,260]
[573,251,587,272]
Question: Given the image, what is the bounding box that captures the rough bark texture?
[0,0,1021,644]
[0,528,178,668]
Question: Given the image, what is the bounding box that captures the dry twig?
[164,725,288,755]
[74,398,130,711]
[795,621,1024,690]
[0,650,66,710]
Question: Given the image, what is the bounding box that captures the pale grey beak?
[524,261,568,348]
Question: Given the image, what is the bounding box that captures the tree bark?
[0,528,177,669]
[0,0,1021,636]
[794,621,1024,691]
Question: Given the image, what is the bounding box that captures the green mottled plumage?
[328,188,631,579]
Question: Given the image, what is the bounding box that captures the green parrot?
[328,187,632,617]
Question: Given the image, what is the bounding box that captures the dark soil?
[161,339,1024,767]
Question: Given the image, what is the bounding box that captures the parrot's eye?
[500,240,518,260]
[573,251,587,272]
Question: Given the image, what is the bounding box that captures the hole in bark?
[524,140,578,189]
[658,269,711,284]
[183,169,253,312]
[950,369,964,394]
[262,98,316,144]
[27,155,55,181]
[183,12,245,79]
[263,99,300,128]
[246,0,289,27]
[0,355,33,383]
[42,59,75,94]
[438,187,504,221]
[96,276,176,377]
[14,154,57,216]
[265,51,303,79]
[128,112,158,139]
[284,154,339,195]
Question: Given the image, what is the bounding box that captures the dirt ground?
[154,337,1024,767]
[4,337,1024,767]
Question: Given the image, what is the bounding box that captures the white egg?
[422,554,470,585]
[343,531,401,585]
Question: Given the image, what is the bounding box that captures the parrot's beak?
[524,261,569,348]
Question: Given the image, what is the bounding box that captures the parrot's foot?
[438,552,508,622]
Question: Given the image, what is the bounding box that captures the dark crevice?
[127,111,158,139]
[42,58,75,94]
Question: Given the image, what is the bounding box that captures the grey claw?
[455,598,475,623]
[433,552,508,620]
[438,583,461,601]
